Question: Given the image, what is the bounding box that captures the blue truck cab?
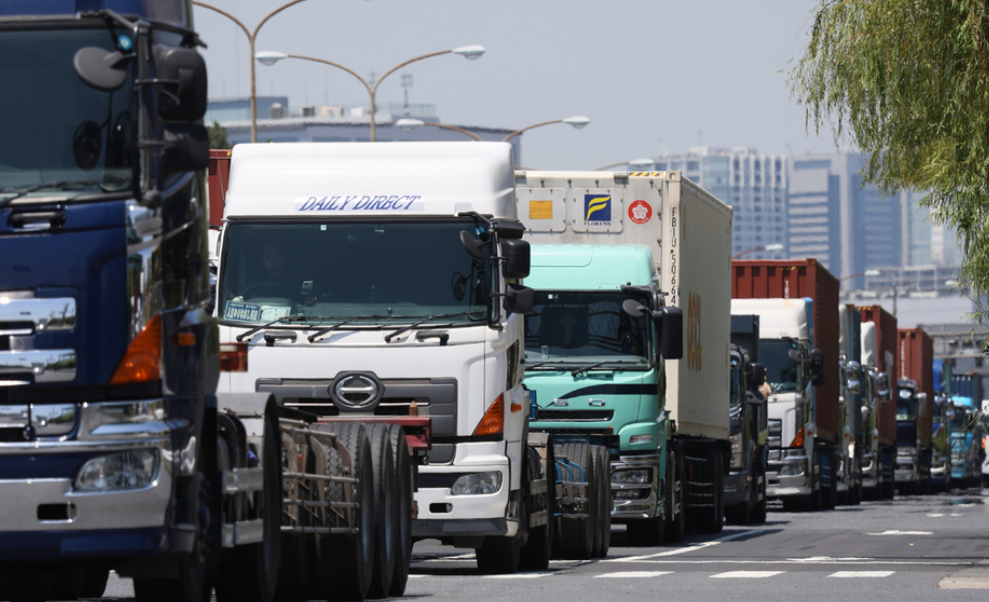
[948,373,986,488]
[0,1,214,599]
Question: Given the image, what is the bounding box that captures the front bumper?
[767,449,812,498]
[724,470,752,506]
[412,441,512,539]
[611,454,660,520]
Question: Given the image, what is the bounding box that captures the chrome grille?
[768,419,783,449]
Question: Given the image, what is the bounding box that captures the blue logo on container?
[584,194,611,223]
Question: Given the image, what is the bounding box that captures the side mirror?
[788,348,803,363]
[811,371,825,387]
[74,47,129,92]
[162,123,209,173]
[495,219,525,240]
[876,372,891,400]
[747,363,767,389]
[917,392,929,417]
[155,47,208,121]
[809,349,825,372]
[503,283,534,315]
[657,306,683,360]
[460,230,484,260]
[622,298,649,319]
[501,239,530,279]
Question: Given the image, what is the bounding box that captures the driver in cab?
[229,242,291,302]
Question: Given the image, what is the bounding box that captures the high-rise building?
[653,147,788,259]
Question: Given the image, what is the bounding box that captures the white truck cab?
[213,142,547,573]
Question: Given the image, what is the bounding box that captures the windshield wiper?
[383,311,478,343]
[235,314,316,342]
[0,180,102,209]
[571,360,640,377]
[307,314,395,343]
[526,361,567,370]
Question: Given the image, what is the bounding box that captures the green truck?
[517,170,732,550]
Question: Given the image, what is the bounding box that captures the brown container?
[731,259,841,443]
[898,328,934,448]
[858,306,898,447]
[207,149,232,228]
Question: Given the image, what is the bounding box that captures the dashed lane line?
[483,572,551,579]
[594,571,674,578]
[867,530,934,536]
[828,571,894,578]
[710,571,784,579]
[605,529,764,562]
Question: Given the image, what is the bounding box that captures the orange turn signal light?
[790,426,805,449]
[510,403,522,413]
[473,394,505,436]
[109,314,162,385]
[175,332,196,347]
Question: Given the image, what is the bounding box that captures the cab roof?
[224,142,516,220]
[526,244,655,290]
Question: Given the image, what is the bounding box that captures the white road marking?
[710,571,783,579]
[939,578,989,589]
[926,513,944,517]
[606,529,763,562]
[867,530,933,536]
[828,571,894,578]
[595,571,673,578]
[484,572,551,579]
[613,558,967,566]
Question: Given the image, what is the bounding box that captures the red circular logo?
[628,200,652,224]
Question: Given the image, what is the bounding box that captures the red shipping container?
[898,328,934,448]
[731,259,840,443]
[859,306,899,447]
[207,149,232,228]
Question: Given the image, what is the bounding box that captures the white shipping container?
[515,170,732,440]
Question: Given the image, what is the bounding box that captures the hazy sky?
[194,0,832,168]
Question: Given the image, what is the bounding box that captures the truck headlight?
[612,468,651,485]
[780,464,805,476]
[74,449,160,491]
[451,472,502,495]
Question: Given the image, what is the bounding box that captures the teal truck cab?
[524,244,684,550]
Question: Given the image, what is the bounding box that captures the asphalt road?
[101,486,989,601]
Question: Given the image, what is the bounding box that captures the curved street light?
[256,46,485,141]
[594,158,655,171]
[732,243,784,259]
[193,0,329,143]
[501,116,590,142]
[395,118,483,141]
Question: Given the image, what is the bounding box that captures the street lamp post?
[732,243,784,259]
[193,0,318,143]
[501,116,590,142]
[395,118,483,141]
[256,46,485,141]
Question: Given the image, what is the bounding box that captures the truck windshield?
[896,389,917,421]
[761,339,801,393]
[0,27,134,201]
[217,220,492,327]
[947,403,971,431]
[523,291,650,367]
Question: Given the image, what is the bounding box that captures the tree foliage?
[208,121,231,149]
[790,0,989,322]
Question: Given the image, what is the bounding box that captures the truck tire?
[590,445,611,557]
[555,442,593,559]
[50,567,86,600]
[698,448,725,534]
[0,573,54,602]
[314,423,375,601]
[520,444,554,571]
[821,449,837,510]
[80,568,110,598]
[665,447,685,543]
[748,452,768,524]
[216,411,282,602]
[388,426,413,597]
[134,420,218,602]
[367,425,397,599]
